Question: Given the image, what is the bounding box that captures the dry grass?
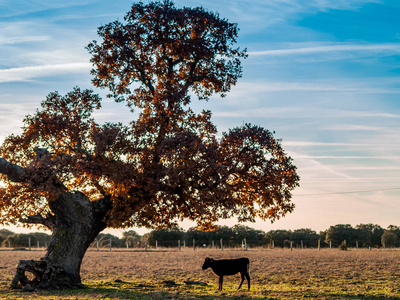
[1,248,400,299]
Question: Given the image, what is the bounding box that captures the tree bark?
[0,156,112,290]
[10,191,111,290]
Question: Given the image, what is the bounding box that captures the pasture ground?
[0,248,400,299]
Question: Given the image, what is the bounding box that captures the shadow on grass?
[2,281,400,300]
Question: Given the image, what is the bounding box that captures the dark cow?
[202,257,250,290]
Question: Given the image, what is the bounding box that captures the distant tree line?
[2,224,400,249]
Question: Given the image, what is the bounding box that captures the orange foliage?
[0,1,299,231]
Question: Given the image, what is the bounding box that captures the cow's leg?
[219,276,223,290]
[245,273,250,290]
[238,273,245,289]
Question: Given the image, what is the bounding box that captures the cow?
[202,257,250,290]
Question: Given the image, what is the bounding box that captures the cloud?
[0,0,97,18]
[0,36,50,45]
[0,63,91,83]
[191,0,379,30]
[327,124,398,132]
[248,43,400,58]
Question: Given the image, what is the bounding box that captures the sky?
[0,0,399,237]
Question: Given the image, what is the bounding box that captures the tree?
[210,225,235,247]
[0,229,13,246]
[290,228,319,248]
[147,227,185,247]
[186,227,213,246]
[386,225,400,247]
[381,230,397,248]
[1,232,50,248]
[355,223,384,248]
[264,230,291,248]
[0,0,299,289]
[325,224,357,247]
[95,233,124,248]
[121,230,142,247]
[231,224,265,247]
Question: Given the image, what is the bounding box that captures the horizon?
[2,221,396,239]
[0,0,399,237]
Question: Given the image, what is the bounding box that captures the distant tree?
[96,233,123,248]
[2,233,49,248]
[386,225,400,247]
[121,230,142,247]
[147,227,185,247]
[186,227,213,246]
[318,230,327,247]
[381,230,397,248]
[231,224,265,247]
[290,228,319,248]
[0,0,299,289]
[213,226,235,247]
[264,230,291,248]
[31,232,51,247]
[325,224,357,247]
[355,224,384,248]
[0,229,13,245]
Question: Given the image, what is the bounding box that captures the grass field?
[1,248,400,299]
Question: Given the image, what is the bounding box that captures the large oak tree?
[0,0,299,289]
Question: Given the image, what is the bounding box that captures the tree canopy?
[0,0,299,237]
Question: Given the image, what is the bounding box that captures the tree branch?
[19,213,55,230]
[0,157,27,183]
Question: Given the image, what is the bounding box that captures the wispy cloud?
[191,0,379,31]
[327,124,398,132]
[0,36,50,45]
[0,0,97,18]
[0,63,91,83]
[248,43,400,57]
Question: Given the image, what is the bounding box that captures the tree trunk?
[10,191,111,290]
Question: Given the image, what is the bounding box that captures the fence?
[1,237,393,251]
[87,237,388,251]
[1,237,49,250]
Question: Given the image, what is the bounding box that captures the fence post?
[318,239,321,250]
[145,240,148,251]
[356,240,358,249]
[212,240,214,249]
[184,240,186,249]
[301,240,303,249]
[29,237,31,251]
[178,240,181,251]
[244,238,247,250]
[8,240,10,248]
[290,241,293,251]
[97,239,99,251]
[329,240,332,249]
[37,241,40,249]
[193,239,195,251]
[272,240,275,249]
[156,240,158,249]
[220,238,223,251]
[109,238,112,252]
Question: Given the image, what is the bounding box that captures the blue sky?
[0,0,399,236]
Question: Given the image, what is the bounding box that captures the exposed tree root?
[10,259,84,290]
